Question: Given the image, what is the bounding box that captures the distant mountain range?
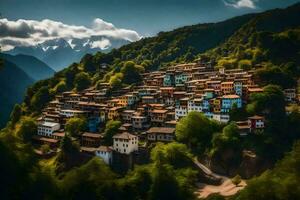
[0,59,34,127]
[0,53,55,81]
[5,36,130,71]
[0,53,56,127]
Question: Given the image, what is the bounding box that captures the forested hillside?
[204,3,300,89]
[20,3,300,118]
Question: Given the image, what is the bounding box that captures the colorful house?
[221,95,242,113]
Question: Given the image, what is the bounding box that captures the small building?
[248,115,264,132]
[212,113,230,123]
[236,121,250,136]
[32,136,59,148]
[150,109,168,124]
[164,120,177,128]
[175,73,189,86]
[95,146,113,165]
[163,73,175,86]
[188,98,202,112]
[221,95,242,113]
[37,121,61,137]
[52,131,65,140]
[81,132,103,147]
[175,98,189,120]
[60,109,88,118]
[146,127,175,142]
[132,115,149,130]
[113,132,138,154]
[121,110,135,123]
[118,94,138,107]
[284,88,297,102]
[108,107,123,120]
[234,81,243,96]
[141,96,157,104]
[221,81,234,94]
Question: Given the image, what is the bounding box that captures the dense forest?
[0,3,300,200]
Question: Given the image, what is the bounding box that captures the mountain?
[0,59,34,128]
[0,53,55,81]
[5,37,130,71]
[205,3,300,67]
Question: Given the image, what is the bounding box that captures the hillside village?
[34,58,298,169]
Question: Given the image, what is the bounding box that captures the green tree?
[211,122,242,173]
[120,61,144,84]
[57,134,80,172]
[30,86,51,111]
[149,155,181,200]
[60,134,76,154]
[16,117,37,143]
[65,117,87,137]
[103,120,121,145]
[247,85,286,134]
[41,144,50,154]
[74,72,91,91]
[109,73,123,89]
[254,65,296,89]
[238,59,252,70]
[60,157,116,199]
[151,142,193,169]
[65,63,79,88]
[232,174,242,186]
[10,104,22,125]
[176,112,219,154]
[81,54,96,72]
[53,80,67,94]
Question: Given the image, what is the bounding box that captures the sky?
[0,0,299,50]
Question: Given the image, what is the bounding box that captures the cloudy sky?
[0,0,299,50]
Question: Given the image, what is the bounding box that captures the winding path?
[193,159,247,199]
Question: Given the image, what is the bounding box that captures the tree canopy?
[103,120,122,145]
[176,112,220,154]
[74,72,91,91]
[65,117,87,137]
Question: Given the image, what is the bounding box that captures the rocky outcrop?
[207,150,272,179]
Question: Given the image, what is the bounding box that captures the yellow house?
[108,107,123,120]
[212,98,221,113]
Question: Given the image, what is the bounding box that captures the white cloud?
[90,38,111,49]
[0,18,141,51]
[223,0,257,9]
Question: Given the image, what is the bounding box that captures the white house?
[59,109,86,117]
[113,132,138,154]
[95,146,113,165]
[175,106,188,120]
[212,113,230,123]
[37,121,60,137]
